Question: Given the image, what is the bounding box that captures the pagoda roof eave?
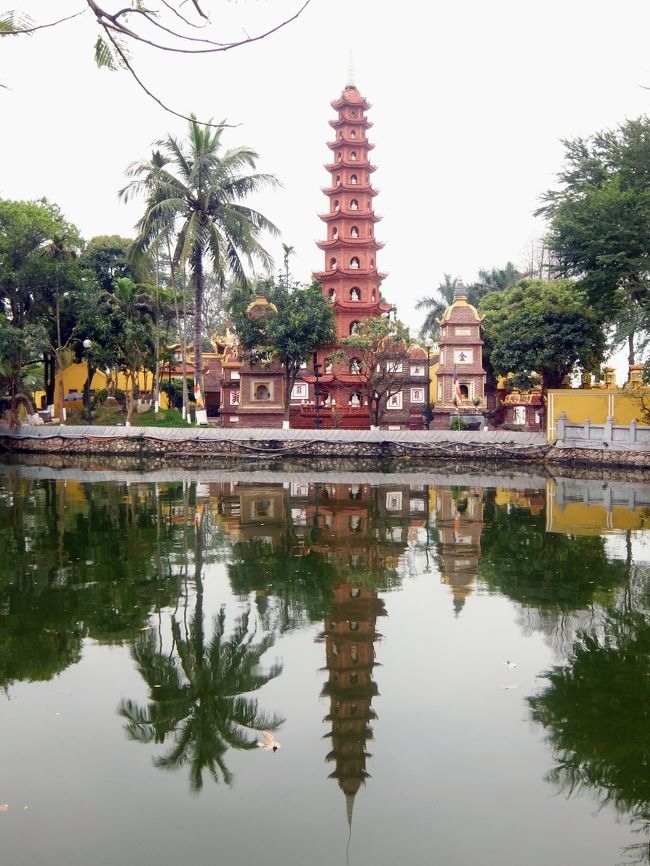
[327,140,375,151]
[316,238,384,251]
[313,267,387,280]
[324,160,377,173]
[321,185,379,197]
[318,211,382,223]
[329,118,372,129]
[331,93,371,110]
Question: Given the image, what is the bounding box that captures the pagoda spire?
[346,50,355,87]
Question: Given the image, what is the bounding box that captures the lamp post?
[313,352,322,429]
[424,336,434,430]
[82,339,92,425]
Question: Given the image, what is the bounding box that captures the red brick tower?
[309,80,392,422]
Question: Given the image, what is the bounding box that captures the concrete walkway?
[4,424,548,446]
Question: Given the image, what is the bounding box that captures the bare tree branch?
[3,1,314,125]
[0,9,86,35]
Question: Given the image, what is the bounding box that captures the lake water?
[1,462,649,866]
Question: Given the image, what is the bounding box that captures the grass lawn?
[64,406,194,427]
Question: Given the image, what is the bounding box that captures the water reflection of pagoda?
[434,487,484,615]
[319,581,386,825]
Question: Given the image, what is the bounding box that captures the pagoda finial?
[454,277,467,300]
[346,50,355,87]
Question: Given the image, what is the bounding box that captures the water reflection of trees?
[529,608,650,863]
[480,494,629,610]
[120,606,283,789]
[0,477,188,690]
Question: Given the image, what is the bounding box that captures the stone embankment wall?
[1,425,649,469]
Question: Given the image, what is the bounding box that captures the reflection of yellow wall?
[547,389,649,442]
[34,365,168,411]
[547,500,648,534]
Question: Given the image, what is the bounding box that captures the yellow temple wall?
[34,365,168,412]
[546,389,649,443]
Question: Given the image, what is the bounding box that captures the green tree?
[121,116,280,400]
[111,277,156,420]
[337,315,412,427]
[417,265,521,340]
[0,198,81,417]
[80,235,147,294]
[538,118,650,363]
[479,278,606,393]
[415,273,457,339]
[229,278,335,425]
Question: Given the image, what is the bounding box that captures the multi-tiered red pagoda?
[301,81,393,427]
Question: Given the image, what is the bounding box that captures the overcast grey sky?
[3,0,650,373]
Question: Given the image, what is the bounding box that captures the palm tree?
[120,606,284,790]
[415,273,458,339]
[121,117,280,397]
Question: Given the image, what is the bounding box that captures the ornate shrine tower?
[310,79,392,416]
[435,279,486,423]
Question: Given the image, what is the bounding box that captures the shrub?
[449,414,468,431]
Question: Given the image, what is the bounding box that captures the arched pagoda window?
[351,151,357,160]
[350,174,358,184]
[331,227,338,238]
[333,199,340,211]
[337,152,342,161]
[330,257,337,269]
[350,110,357,118]
[255,384,270,401]
[350,130,357,139]
[350,199,359,210]
[349,357,362,373]
[350,287,360,301]
[370,258,375,269]
[335,175,341,185]
[328,288,336,303]
[350,257,360,269]
[349,321,361,335]
[350,226,359,238]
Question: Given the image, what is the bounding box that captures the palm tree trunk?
[193,249,204,402]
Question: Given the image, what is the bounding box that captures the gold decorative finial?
[346,50,355,87]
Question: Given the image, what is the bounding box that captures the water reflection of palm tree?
[120,607,283,790]
[530,609,650,863]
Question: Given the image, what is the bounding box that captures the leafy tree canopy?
[229,278,335,421]
[337,315,412,426]
[122,116,280,391]
[538,118,650,351]
[479,278,606,391]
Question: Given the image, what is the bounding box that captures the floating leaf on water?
[0,804,8,812]
[504,660,517,669]
[258,731,281,751]
[498,683,519,690]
